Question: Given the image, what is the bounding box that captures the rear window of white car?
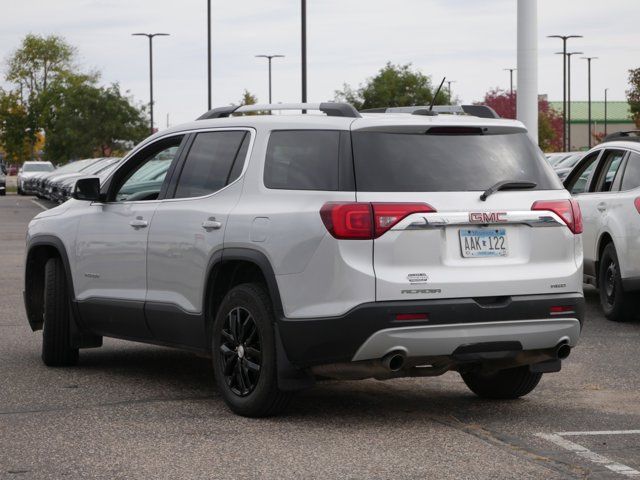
[351,130,562,192]
[622,152,640,191]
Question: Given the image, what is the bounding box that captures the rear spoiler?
[360,105,500,119]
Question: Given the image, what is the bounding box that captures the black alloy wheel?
[219,306,262,397]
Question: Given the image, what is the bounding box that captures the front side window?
[174,131,249,199]
[113,139,183,202]
[595,150,626,192]
[567,151,601,195]
[621,152,640,191]
[264,130,340,191]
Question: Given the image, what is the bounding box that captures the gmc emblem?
[469,212,507,223]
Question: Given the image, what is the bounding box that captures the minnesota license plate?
[459,228,508,258]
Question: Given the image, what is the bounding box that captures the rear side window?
[264,130,340,190]
[351,131,562,192]
[175,131,248,199]
[621,152,640,191]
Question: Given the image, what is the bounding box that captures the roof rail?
[197,102,361,120]
[360,104,500,119]
[603,130,640,143]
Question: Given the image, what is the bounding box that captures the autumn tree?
[480,88,563,152]
[627,68,640,128]
[334,62,450,110]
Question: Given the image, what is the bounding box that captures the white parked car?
[24,102,585,417]
[564,131,640,322]
[17,161,55,195]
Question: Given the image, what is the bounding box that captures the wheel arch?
[24,235,75,331]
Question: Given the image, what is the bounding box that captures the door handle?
[129,217,148,229]
[202,217,222,231]
[597,202,607,212]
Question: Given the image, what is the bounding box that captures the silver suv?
[24,103,585,417]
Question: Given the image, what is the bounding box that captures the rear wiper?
[480,180,537,201]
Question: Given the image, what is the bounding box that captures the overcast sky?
[2,0,638,129]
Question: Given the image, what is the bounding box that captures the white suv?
[24,103,585,417]
[564,131,640,321]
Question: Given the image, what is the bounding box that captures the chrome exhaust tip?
[382,351,406,372]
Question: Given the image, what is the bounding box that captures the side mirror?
[73,177,101,202]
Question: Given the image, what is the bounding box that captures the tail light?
[550,305,575,315]
[531,199,583,234]
[634,197,640,214]
[320,202,436,239]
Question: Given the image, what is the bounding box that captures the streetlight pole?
[132,32,170,134]
[604,88,609,136]
[548,35,582,151]
[504,68,516,96]
[582,56,598,148]
[207,0,212,110]
[301,0,307,105]
[447,80,456,100]
[556,51,582,151]
[255,55,285,104]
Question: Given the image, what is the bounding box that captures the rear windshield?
[352,131,562,192]
[23,163,54,172]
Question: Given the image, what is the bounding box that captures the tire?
[17,186,23,195]
[0,189,5,196]
[599,243,637,322]
[42,257,79,366]
[212,283,292,417]
[461,366,542,399]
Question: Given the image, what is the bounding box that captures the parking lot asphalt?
[1,194,639,480]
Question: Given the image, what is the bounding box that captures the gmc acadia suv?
[24,102,585,417]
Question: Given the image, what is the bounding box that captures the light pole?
[207,0,212,110]
[301,0,307,105]
[604,88,609,136]
[504,68,516,96]
[548,35,583,151]
[255,55,285,104]
[556,51,582,150]
[132,32,170,134]
[446,80,456,100]
[582,56,598,148]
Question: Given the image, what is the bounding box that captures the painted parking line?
[536,431,640,477]
[30,199,48,211]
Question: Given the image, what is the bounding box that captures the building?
[549,101,636,151]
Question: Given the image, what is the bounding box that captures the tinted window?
[351,131,561,192]
[115,143,181,202]
[568,152,600,195]
[621,152,640,191]
[264,130,340,190]
[596,150,625,192]
[174,131,247,199]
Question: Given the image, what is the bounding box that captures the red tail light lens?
[531,199,583,234]
[320,202,436,239]
[372,203,436,237]
[320,203,372,239]
[550,305,575,315]
[634,197,640,214]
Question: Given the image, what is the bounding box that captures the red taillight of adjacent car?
[531,199,583,234]
[634,197,640,214]
[320,202,436,239]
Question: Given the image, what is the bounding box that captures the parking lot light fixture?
[255,55,285,104]
[504,68,516,96]
[132,32,170,134]
[556,51,583,151]
[548,35,583,151]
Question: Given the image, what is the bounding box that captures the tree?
[627,68,640,128]
[334,62,450,110]
[480,88,563,152]
[0,90,31,162]
[239,90,258,106]
[41,74,148,161]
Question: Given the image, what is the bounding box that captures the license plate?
[459,228,508,258]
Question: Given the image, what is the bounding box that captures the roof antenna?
[429,77,446,112]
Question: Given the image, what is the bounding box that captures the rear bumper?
[278,293,585,367]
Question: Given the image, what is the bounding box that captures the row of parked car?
[17,157,123,203]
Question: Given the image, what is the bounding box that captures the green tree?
[627,68,640,128]
[334,62,450,110]
[0,90,31,162]
[41,74,148,161]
